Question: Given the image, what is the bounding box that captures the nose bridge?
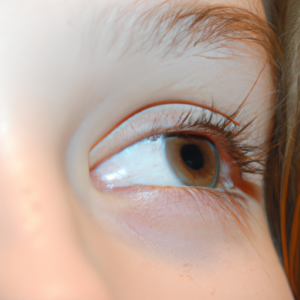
[0,128,111,300]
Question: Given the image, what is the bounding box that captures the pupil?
[180,144,204,171]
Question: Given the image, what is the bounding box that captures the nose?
[0,127,111,300]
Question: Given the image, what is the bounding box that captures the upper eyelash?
[156,108,266,176]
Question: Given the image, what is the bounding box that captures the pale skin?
[0,0,295,299]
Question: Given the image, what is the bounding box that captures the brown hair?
[265,0,300,298]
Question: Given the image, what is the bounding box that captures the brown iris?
[165,135,219,187]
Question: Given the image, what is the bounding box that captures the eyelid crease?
[90,99,238,153]
[89,103,237,170]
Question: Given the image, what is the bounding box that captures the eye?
[91,133,219,189]
[89,103,261,202]
[165,135,219,187]
[88,103,263,243]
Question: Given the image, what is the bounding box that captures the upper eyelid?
[89,100,238,153]
[89,103,235,169]
[89,100,237,151]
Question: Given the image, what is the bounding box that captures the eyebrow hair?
[99,1,281,73]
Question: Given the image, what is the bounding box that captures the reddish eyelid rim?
[89,99,239,153]
[89,102,261,202]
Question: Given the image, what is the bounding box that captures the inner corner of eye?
[89,132,220,191]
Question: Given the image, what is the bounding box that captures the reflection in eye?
[91,133,219,189]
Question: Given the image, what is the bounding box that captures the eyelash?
[149,108,265,176]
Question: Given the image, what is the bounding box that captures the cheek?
[76,189,283,300]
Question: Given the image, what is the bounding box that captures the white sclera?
[92,136,183,188]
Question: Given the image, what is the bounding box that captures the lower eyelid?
[97,184,249,229]
[89,185,253,262]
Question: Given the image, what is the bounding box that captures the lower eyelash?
[102,184,251,232]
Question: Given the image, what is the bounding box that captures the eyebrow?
[96,1,281,72]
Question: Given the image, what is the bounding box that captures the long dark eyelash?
[168,109,266,176]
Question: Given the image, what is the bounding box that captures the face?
[0,0,294,299]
